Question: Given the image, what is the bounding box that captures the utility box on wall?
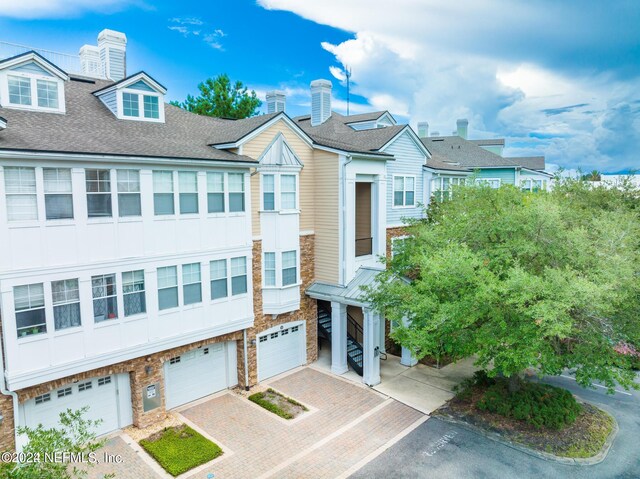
[142,383,161,412]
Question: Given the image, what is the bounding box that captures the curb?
[433,405,619,466]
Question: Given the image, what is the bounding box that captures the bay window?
[86,169,112,217]
[4,167,37,221]
[282,251,297,286]
[14,283,46,337]
[207,172,224,213]
[44,168,73,219]
[122,270,146,316]
[52,279,81,330]
[264,252,276,286]
[263,174,275,211]
[281,175,297,210]
[157,266,178,310]
[117,170,141,217]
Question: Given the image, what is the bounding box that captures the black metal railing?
[355,237,373,256]
[347,313,364,344]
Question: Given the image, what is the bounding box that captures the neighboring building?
[418,119,553,198]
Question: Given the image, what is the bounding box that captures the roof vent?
[310,79,332,126]
[266,90,286,114]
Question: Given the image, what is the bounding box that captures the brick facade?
[241,234,318,387]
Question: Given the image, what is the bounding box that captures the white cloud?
[257,0,640,172]
[0,0,134,18]
[168,18,226,51]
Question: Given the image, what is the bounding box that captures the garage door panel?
[257,323,306,382]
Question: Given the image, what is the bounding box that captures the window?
[123,270,146,316]
[14,283,46,337]
[85,169,112,217]
[51,279,81,330]
[263,174,275,211]
[475,178,501,189]
[8,76,31,105]
[182,263,202,305]
[43,168,73,220]
[97,376,111,386]
[153,171,174,215]
[4,167,37,221]
[282,251,297,286]
[281,175,297,210]
[92,274,118,322]
[264,252,276,287]
[122,92,139,117]
[521,179,543,192]
[207,172,224,213]
[228,173,245,212]
[36,79,58,109]
[432,177,464,202]
[210,259,228,300]
[143,95,159,119]
[117,170,141,217]
[169,356,181,364]
[57,387,72,398]
[78,381,92,392]
[393,176,415,207]
[231,257,247,295]
[35,393,51,404]
[179,172,198,214]
[157,266,178,310]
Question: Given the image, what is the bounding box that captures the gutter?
[243,329,250,391]
[340,154,353,285]
[0,339,20,451]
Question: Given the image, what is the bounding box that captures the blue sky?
[1,0,639,173]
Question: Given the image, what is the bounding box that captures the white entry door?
[21,374,132,437]
[257,321,306,382]
[164,342,236,410]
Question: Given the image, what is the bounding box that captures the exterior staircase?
[317,305,364,376]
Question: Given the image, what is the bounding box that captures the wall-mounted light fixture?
[250,339,257,347]
[145,366,153,376]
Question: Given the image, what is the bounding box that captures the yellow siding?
[313,149,340,283]
[241,119,315,235]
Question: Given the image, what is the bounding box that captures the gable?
[128,79,156,92]
[10,61,53,77]
[380,128,429,158]
[258,132,303,168]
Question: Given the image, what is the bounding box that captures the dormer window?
[0,52,68,114]
[93,72,167,123]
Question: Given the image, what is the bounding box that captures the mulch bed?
[434,384,615,458]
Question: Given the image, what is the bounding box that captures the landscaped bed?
[139,425,222,477]
[434,372,615,459]
[248,388,308,419]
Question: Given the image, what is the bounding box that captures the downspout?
[243,329,250,391]
[341,154,353,285]
[0,338,20,451]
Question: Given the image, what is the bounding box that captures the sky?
[0,1,639,173]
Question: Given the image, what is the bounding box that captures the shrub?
[477,380,582,430]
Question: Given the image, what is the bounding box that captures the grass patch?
[140,425,222,476]
[439,371,615,459]
[248,388,308,419]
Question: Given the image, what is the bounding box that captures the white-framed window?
[264,252,276,286]
[475,178,501,189]
[122,270,146,316]
[521,179,544,192]
[5,71,64,113]
[37,79,59,109]
[92,274,118,322]
[157,266,178,310]
[182,263,202,305]
[178,172,198,214]
[51,279,81,331]
[4,167,37,221]
[117,169,141,217]
[228,173,245,212]
[393,175,416,207]
[207,172,224,213]
[231,256,247,295]
[153,170,174,215]
[118,89,163,122]
[8,75,31,105]
[282,250,297,286]
[262,174,275,211]
[431,176,465,202]
[210,259,228,300]
[44,168,73,220]
[281,175,297,210]
[14,283,46,337]
[86,169,112,218]
[122,92,139,117]
[143,95,159,119]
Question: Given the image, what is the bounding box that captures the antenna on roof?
[344,65,352,116]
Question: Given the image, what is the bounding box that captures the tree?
[581,170,602,181]
[367,178,640,394]
[3,408,113,479]
[170,74,261,119]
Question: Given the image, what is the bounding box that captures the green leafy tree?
[2,408,114,479]
[368,178,640,393]
[170,74,261,119]
[581,170,602,181]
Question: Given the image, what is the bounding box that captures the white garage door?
[165,342,235,410]
[257,321,306,382]
[21,374,132,437]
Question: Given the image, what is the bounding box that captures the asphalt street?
[350,374,639,479]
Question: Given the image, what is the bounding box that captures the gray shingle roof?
[293,112,406,157]
[0,77,257,164]
[470,138,505,146]
[425,154,471,172]
[207,112,281,145]
[422,135,545,170]
[342,111,390,124]
[506,156,546,171]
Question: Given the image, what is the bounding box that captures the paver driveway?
[178,367,426,479]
